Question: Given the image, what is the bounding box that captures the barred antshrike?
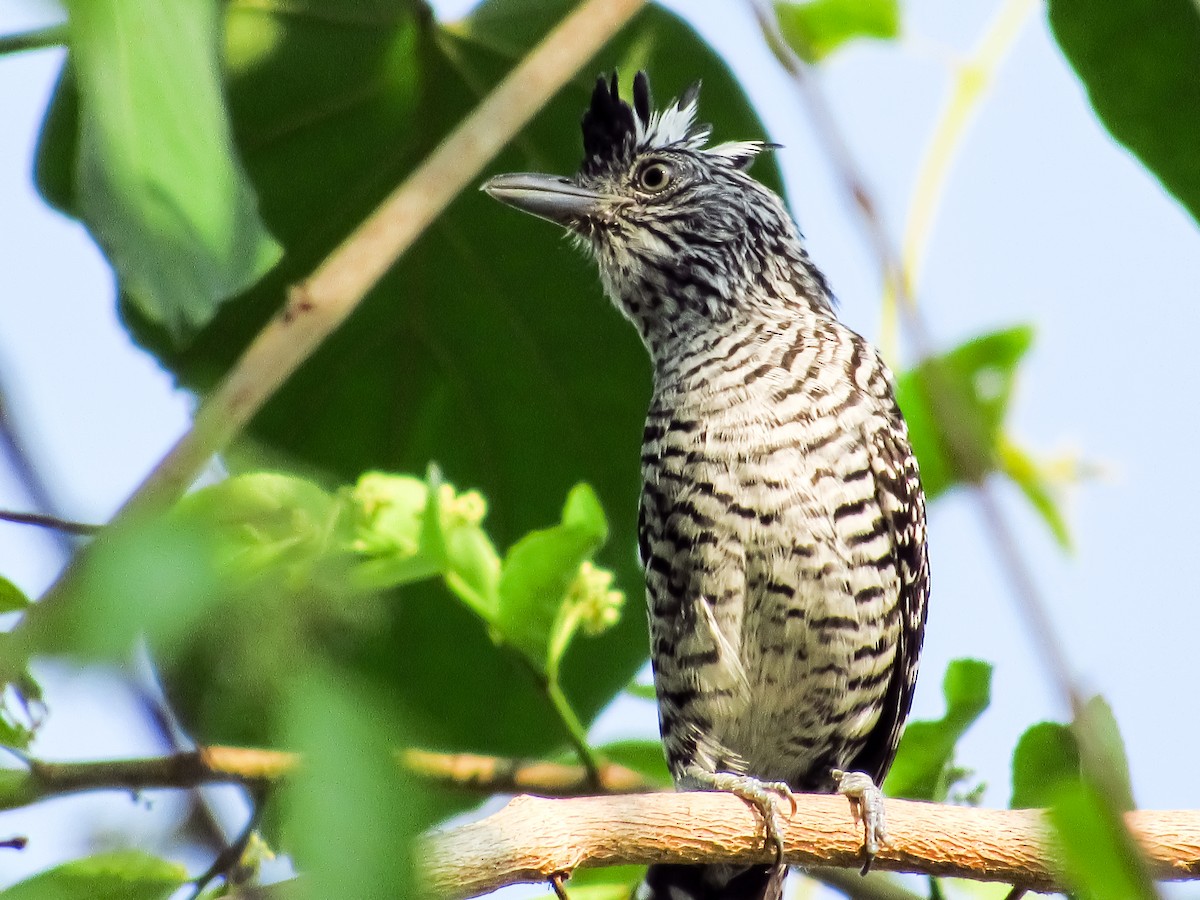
[484,72,929,900]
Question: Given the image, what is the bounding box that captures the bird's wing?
[845,419,930,784]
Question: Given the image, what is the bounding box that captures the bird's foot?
[832,769,887,874]
[682,768,796,863]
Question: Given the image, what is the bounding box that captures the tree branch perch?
[420,791,1200,899]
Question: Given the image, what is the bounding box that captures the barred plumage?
[484,72,929,900]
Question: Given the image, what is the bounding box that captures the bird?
[483,72,929,900]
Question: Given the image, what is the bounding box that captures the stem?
[880,0,1036,359]
[0,24,67,56]
[0,510,100,536]
[544,672,602,787]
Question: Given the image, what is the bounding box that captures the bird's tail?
[638,863,785,900]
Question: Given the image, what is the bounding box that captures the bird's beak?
[482,172,611,229]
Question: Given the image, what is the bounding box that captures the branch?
[0,748,651,810]
[402,749,654,796]
[0,510,100,536]
[0,747,295,810]
[420,791,1200,899]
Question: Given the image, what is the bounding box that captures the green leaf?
[0,651,41,751]
[624,680,657,702]
[896,326,1033,500]
[346,472,449,591]
[1048,780,1157,900]
[598,739,672,788]
[496,484,609,672]
[1048,0,1200,227]
[280,666,429,900]
[563,865,648,900]
[1010,721,1080,809]
[774,0,900,63]
[173,472,342,582]
[1075,695,1136,813]
[0,577,31,614]
[997,439,1073,551]
[53,0,281,341]
[0,851,186,900]
[885,658,992,801]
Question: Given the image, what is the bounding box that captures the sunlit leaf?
[997,439,1073,551]
[1048,780,1157,900]
[896,326,1033,499]
[0,577,31,614]
[599,738,672,788]
[496,484,609,672]
[886,658,991,801]
[1010,721,1079,809]
[49,0,280,341]
[280,666,428,900]
[0,850,186,900]
[774,0,900,62]
[1075,695,1136,813]
[1048,0,1200,227]
[564,865,648,900]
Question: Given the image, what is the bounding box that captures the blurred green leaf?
[997,439,1073,551]
[885,658,991,801]
[896,326,1033,498]
[599,738,672,787]
[774,0,900,62]
[0,647,40,751]
[53,0,280,341]
[1048,779,1157,900]
[0,850,186,900]
[280,666,427,900]
[1010,721,1079,809]
[173,472,343,583]
[24,515,221,662]
[564,865,648,900]
[624,680,657,702]
[0,577,31,614]
[1048,0,1200,227]
[1075,694,1136,813]
[497,483,609,672]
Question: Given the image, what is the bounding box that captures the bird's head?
[483,72,832,353]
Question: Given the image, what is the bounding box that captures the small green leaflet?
[0,851,186,900]
[885,658,991,801]
[773,0,900,63]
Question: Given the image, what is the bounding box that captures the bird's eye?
[637,162,672,193]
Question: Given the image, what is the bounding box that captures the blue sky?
[2,0,1200,896]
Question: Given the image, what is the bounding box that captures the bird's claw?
[686,770,795,864]
[832,769,888,874]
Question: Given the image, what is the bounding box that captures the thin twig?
[402,749,653,795]
[0,509,100,536]
[0,24,67,56]
[0,747,654,810]
[0,386,79,560]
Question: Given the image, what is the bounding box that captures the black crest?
[581,71,652,176]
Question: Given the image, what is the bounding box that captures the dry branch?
[420,791,1200,899]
